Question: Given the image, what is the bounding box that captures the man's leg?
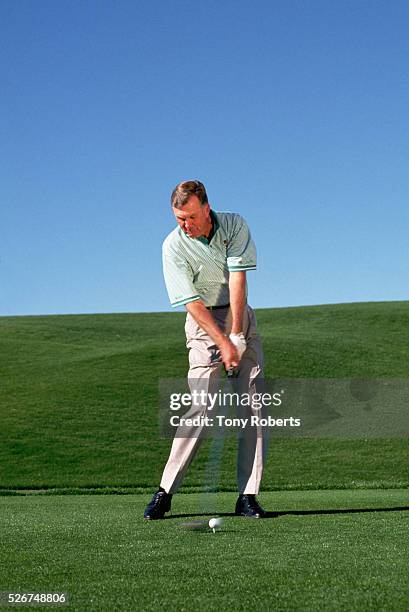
[144,312,223,519]
[234,305,269,516]
[160,363,222,494]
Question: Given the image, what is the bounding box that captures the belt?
[206,303,230,310]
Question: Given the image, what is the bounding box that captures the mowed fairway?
[1,491,408,611]
[1,302,409,610]
[1,301,409,491]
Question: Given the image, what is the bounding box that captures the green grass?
[1,491,408,611]
[1,303,408,610]
[1,301,409,491]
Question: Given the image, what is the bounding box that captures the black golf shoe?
[235,494,266,518]
[144,488,172,520]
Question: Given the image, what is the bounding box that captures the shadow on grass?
[167,506,409,520]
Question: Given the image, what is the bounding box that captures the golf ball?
[208,518,222,530]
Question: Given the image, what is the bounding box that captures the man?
[144,180,268,519]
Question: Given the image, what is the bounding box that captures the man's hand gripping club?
[185,271,247,373]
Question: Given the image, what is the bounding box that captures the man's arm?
[229,271,246,334]
[185,300,239,370]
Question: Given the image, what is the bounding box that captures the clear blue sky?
[2,0,408,316]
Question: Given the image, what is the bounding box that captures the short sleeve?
[226,215,257,272]
[162,244,201,308]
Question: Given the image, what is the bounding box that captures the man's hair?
[171,180,209,209]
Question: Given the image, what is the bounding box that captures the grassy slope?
[1,301,408,490]
[1,491,408,611]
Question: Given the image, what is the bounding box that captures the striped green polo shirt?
[162,211,257,308]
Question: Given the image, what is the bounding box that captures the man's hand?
[185,300,240,371]
[229,332,247,359]
[219,336,240,372]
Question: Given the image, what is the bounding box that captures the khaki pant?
[160,304,268,494]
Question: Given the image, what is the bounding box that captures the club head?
[180,520,208,531]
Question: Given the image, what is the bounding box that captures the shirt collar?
[197,210,219,245]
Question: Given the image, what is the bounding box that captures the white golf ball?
[208,517,222,530]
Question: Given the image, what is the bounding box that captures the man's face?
[172,195,211,238]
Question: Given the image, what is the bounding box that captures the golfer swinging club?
[144,180,268,519]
